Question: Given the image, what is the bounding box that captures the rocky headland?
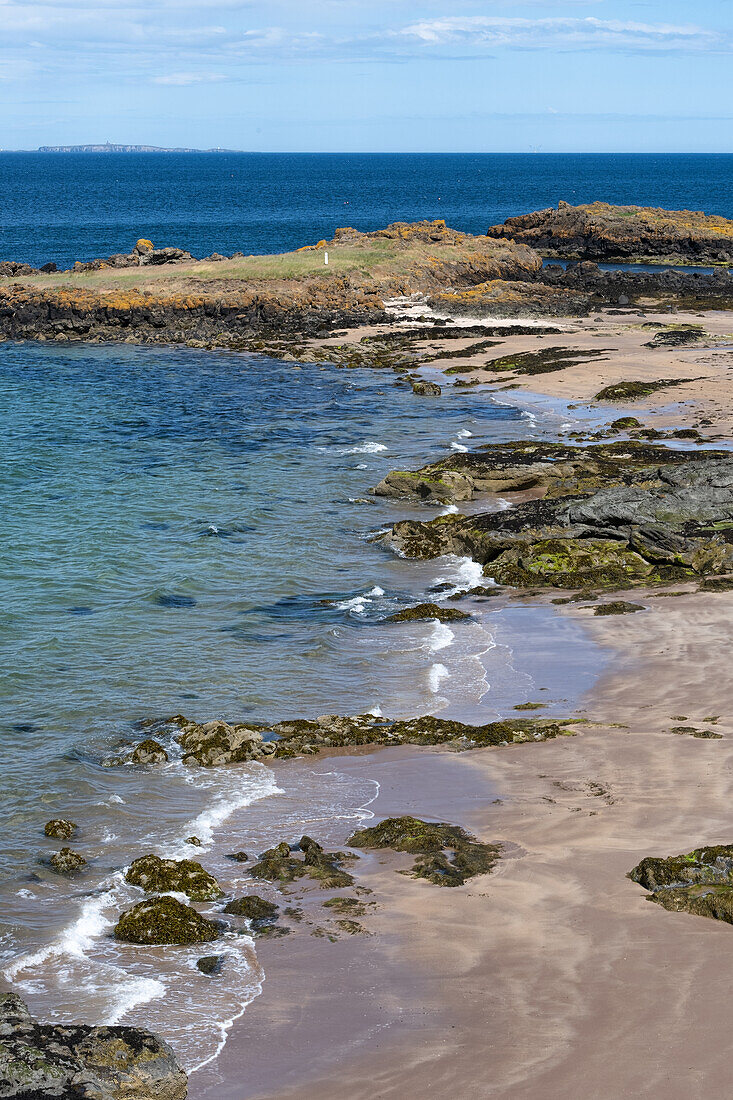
[486,200,733,265]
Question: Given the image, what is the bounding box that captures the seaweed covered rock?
[593,601,644,615]
[114,896,221,945]
[44,818,77,839]
[348,816,500,886]
[50,847,87,875]
[383,448,733,591]
[595,378,697,402]
[223,895,279,922]
[248,837,355,887]
[0,993,187,1100]
[412,380,441,396]
[175,718,267,766]
[127,738,169,764]
[387,602,471,623]
[630,844,733,892]
[124,854,223,901]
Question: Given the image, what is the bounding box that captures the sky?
[1,0,732,151]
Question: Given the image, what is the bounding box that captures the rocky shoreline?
[5,206,733,1099]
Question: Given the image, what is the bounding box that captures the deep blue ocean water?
[1,152,732,268]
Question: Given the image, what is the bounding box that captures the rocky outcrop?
[113,896,221,945]
[348,816,500,887]
[121,712,575,768]
[373,439,720,505]
[382,446,733,590]
[629,844,733,926]
[487,201,733,264]
[172,717,275,766]
[0,992,187,1099]
[124,855,223,901]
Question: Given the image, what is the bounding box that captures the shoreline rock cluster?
[0,992,187,1099]
[376,440,733,591]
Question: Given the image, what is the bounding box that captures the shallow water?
[0,340,603,1069]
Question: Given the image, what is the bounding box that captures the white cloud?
[153,71,227,84]
[398,15,719,52]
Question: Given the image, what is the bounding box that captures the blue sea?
[0,152,719,1076]
[1,152,732,268]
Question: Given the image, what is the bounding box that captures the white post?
[324,251,329,266]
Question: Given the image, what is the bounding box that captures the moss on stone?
[487,538,654,589]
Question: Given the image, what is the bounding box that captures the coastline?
[5,209,733,1099]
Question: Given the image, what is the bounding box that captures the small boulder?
[388,602,471,623]
[124,854,223,901]
[196,954,225,976]
[223,895,279,922]
[128,738,169,764]
[226,851,249,862]
[114,895,221,945]
[412,380,442,396]
[50,848,87,875]
[134,238,154,254]
[44,818,77,840]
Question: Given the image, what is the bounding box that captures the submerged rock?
[44,818,77,839]
[49,847,87,875]
[349,816,500,887]
[114,896,221,945]
[196,954,225,976]
[0,992,187,1099]
[124,854,223,901]
[412,380,442,396]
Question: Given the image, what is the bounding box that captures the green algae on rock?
[114,895,221,945]
[594,378,697,402]
[44,818,77,839]
[387,602,471,623]
[481,346,610,377]
[348,816,500,887]
[124,854,223,901]
[0,993,187,1100]
[630,844,733,926]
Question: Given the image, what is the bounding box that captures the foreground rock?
[348,816,500,886]
[0,992,187,1099]
[629,844,733,925]
[380,443,733,590]
[124,855,223,901]
[114,896,221,945]
[487,201,733,264]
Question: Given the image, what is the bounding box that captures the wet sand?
[192,587,733,1100]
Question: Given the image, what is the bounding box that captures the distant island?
[36,143,234,153]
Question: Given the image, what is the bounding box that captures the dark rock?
[50,847,87,875]
[0,992,187,1099]
[348,816,500,887]
[44,818,77,839]
[114,895,221,945]
[225,851,249,862]
[124,854,223,901]
[223,895,279,922]
[412,380,442,396]
[387,602,471,623]
[699,575,733,591]
[196,954,225,976]
[185,836,202,846]
[593,601,644,616]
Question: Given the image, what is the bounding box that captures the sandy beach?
[191,585,733,1100]
[189,299,733,1100]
